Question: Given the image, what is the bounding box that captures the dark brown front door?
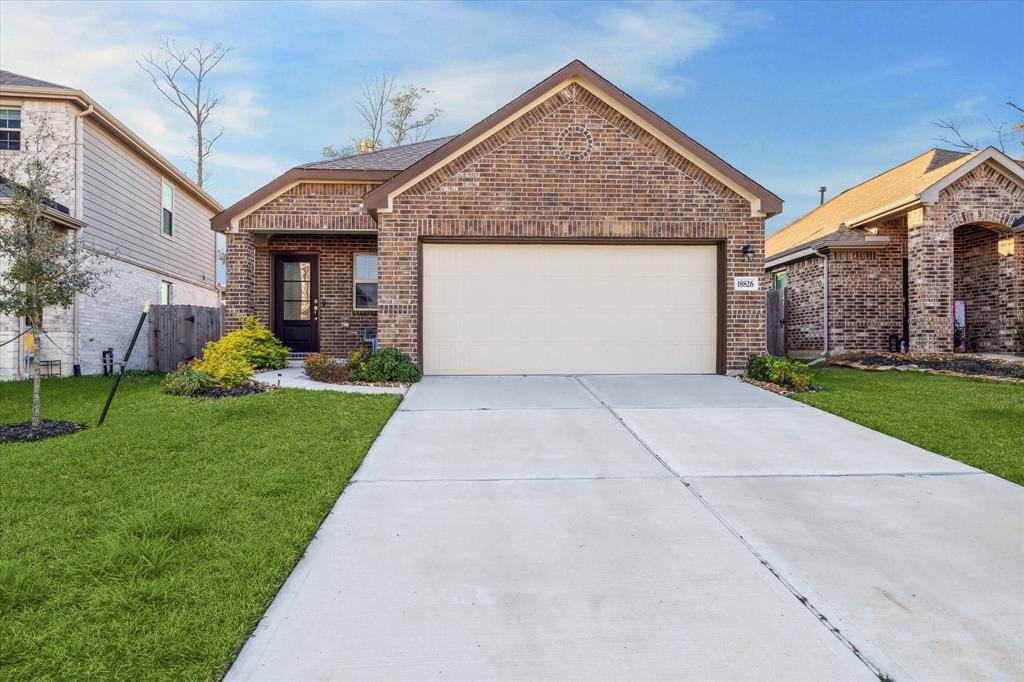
[274,254,318,353]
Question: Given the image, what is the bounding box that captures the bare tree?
[0,119,107,429]
[933,98,1024,159]
[138,38,231,186]
[323,76,441,158]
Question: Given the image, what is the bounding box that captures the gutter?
[72,103,94,375]
[808,248,830,365]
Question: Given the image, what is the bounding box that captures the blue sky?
[1,0,1021,232]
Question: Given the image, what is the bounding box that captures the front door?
[274,254,318,353]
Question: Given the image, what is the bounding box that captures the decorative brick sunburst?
[557,124,593,161]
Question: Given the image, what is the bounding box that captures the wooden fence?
[766,289,787,356]
[148,304,223,371]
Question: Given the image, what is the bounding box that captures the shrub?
[349,347,421,383]
[346,346,372,369]
[746,353,813,391]
[303,353,349,383]
[162,362,214,396]
[192,341,254,389]
[213,315,289,370]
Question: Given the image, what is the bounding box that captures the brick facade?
[773,162,1023,357]
[376,83,766,371]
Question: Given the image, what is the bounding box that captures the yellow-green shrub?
[213,316,289,370]
[192,341,254,389]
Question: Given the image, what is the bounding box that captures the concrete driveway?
[228,375,1024,681]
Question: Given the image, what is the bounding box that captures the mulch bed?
[192,381,276,399]
[303,372,410,388]
[833,352,1024,383]
[1,420,85,444]
[739,376,823,396]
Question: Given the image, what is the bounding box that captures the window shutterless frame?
[161,181,174,237]
[353,253,378,311]
[160,280,173,305]
[0,108,21,151]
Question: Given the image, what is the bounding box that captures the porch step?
[286,352,312,369]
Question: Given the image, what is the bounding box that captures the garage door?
[422,243,718,375]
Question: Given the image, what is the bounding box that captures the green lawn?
[797,367,1024,485]
[0,375,401,681]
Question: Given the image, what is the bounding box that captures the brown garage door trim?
[416,237,727,375]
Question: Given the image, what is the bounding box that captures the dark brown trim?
[211,168,395,231]
[416,236,727,376]
[365,60,781,215]
[716,241,727,375]
[419,236,726,246]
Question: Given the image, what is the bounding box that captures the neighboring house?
[765,147,1024,358]
[0,70,222,380]
[213,60,781,375]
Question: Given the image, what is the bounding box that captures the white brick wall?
[76,257,219,375]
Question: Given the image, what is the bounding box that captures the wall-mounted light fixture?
[741,244,754,262]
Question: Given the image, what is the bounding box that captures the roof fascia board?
[763,237,890,269]
[1,85,222,213]
[213,169,390,232]
[0,197,84,229]
[364,63,781,217]
[918,147,1024,204]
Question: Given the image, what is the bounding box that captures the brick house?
[765,147,1024,358]
[0,71,221,380]
[213,61,782,374]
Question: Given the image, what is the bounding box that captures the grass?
[0,374,401,681]
[796,367,1024,485]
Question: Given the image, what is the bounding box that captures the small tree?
[0,119,107,428]
[933,97,1024,161]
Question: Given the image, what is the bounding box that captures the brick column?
[376,214,420,362]
[906,206,953,352]
[225,231,256,332]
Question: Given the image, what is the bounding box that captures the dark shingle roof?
[298,136,458,171]
[0,70,70,89]
[0,178,72,214]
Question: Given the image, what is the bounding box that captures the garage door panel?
[423,243,718,375]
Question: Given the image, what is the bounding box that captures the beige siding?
[80,119,216,287]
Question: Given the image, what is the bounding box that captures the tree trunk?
[196,122,203,188]
[31,323,42,429]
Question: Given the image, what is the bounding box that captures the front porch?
[226,230,379,358]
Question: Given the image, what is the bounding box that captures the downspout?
[808,248,830,365]
[72,103,95,375]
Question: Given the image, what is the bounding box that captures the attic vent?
[558,125,593,161]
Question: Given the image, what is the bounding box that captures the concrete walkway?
[228,375,1024,681]
[253,366,407,394]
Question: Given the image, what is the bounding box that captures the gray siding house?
[0,70,222,379]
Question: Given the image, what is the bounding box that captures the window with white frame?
[353,254,378,310]
[0,108,21,151]
[773,270,788,290]
[161,181,174,236]
[160,280,173,305]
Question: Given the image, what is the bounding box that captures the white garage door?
[422,243,719,375]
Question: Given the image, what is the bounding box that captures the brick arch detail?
[942,208,1016,232]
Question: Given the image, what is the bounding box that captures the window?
[160,280,173,305]
[773,270,788,290]
[161,182,174,236]
[0,108,21,151]
[353,254,378,310]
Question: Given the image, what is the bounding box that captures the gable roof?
[0,70,220,213]
[0,70,70,89]
[766,147,1024,257]
[363,60,782,216]
[299,136,458,171]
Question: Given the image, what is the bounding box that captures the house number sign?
[734,276,759,291]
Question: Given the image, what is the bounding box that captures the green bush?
[302,353,349,383]
[213,315,289,370]
[746,353,813,391]
[350,347,421,383]
[162,363,214,396]
[192,342,254,389]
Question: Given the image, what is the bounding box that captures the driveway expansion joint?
[572,375,893,682]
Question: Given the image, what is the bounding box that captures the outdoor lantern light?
[741,244,754,262]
